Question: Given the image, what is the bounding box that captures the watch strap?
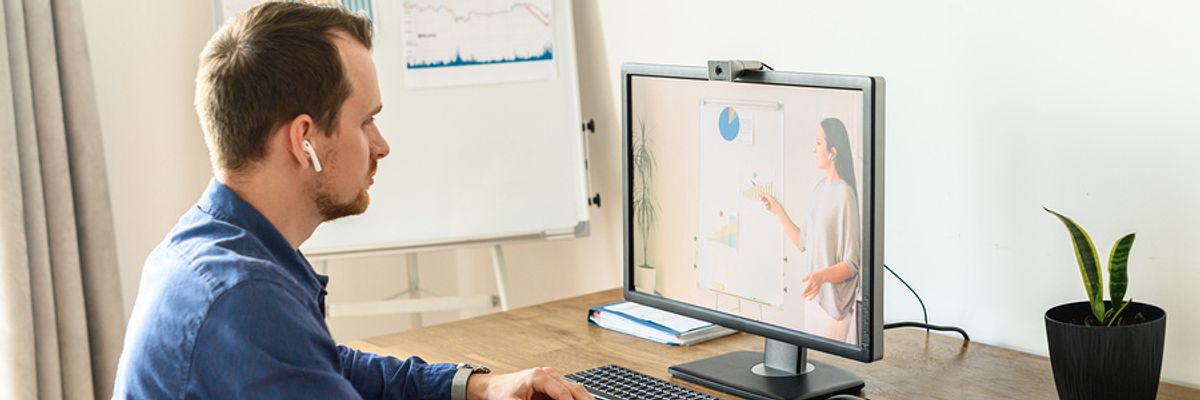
[450,367,473,400]
[451,363,490,400]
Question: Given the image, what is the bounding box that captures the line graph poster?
[402,0,557,88]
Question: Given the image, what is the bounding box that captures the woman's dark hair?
[821,118,857,192]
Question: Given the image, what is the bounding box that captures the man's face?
[311,32,388,222]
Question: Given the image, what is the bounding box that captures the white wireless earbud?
[302,140,323,172]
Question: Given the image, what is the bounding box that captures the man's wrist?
[465,373,491,400]
[451,363,491,400]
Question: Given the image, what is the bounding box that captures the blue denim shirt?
[113,179,455,399]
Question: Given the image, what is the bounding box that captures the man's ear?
[284,114,316,169]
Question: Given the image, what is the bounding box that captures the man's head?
[196,1,388,221]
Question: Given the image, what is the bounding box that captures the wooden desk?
[348,289,1198,399]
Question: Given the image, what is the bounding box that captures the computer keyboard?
[565,364,720,400]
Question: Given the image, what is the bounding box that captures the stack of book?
[588,301,736,346]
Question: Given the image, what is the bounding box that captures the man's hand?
[467,367,594,400]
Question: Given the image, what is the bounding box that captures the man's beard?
[314,188,369,222]
[313,160,377,222]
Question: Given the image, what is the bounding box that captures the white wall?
[586,0,1200,387]
[83,0,1200,389]
[81,0,215,316]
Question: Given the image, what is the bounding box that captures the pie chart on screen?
[718,107,740,141]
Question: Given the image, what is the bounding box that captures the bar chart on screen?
[401,0,557,88]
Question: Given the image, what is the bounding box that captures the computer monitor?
[622,63,884,400]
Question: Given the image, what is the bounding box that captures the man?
[112,2,593,399]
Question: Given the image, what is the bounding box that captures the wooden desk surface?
[349,289,1198,399]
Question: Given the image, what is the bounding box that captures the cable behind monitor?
[882,264,970,342]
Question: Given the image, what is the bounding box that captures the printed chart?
[696,100,785,306]
[216,0,377,28]
[402,0,556,88]
[706,214,739,248]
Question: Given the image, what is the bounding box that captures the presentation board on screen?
[696,100,786,306]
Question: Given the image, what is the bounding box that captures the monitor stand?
[668,338,865,400]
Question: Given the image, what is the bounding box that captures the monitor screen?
[625,67,882,361]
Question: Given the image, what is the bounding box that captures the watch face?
[459,363,491,374]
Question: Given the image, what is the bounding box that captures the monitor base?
[669,350,865,400]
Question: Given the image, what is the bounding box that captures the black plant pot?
[1044,301,1166,400]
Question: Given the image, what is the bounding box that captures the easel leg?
[491,245,510,311]
[406,253,423,328]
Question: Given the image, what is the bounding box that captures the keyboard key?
[565,364,719,400]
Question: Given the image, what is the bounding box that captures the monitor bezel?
[621,63,885,363]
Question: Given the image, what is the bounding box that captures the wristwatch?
[451,362,491,400]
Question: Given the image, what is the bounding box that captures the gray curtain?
[1,0,125,399]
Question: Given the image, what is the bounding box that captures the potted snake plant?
[1043,208,1166,400]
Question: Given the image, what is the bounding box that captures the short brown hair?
[196,1,373,173]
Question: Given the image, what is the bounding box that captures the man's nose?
[372,131,390,160]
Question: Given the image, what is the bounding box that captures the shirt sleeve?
[337,344,457,400]
[839,187,862,278]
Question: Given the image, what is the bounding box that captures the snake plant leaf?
[1107,298,1132,327]
[1044,208,1106,322]
[1108,233,1136,317]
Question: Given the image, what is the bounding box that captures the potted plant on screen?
[1043,208,1166,400]
[632,118,658,293]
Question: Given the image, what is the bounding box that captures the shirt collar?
[195,178,329,295]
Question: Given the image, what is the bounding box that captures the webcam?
[707,59,771,81]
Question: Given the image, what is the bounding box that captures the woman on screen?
[759,117,862,342]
